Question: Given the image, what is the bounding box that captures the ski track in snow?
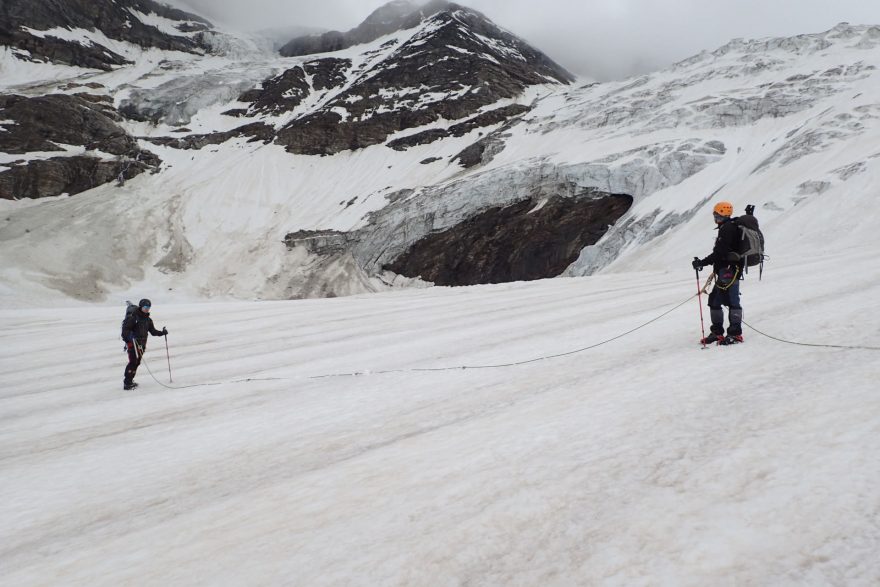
[1,250,879,585]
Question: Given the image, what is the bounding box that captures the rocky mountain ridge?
[1,4,879,303]
[1,0,212,70]
[1,0,573,201]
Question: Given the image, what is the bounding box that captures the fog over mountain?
[166,0,880,79]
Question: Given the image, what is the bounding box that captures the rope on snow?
[134,295,880,390]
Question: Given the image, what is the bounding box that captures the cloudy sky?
[169,0,880,80]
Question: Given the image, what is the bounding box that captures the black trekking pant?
[708,280,743,336]
[124,345,143,385]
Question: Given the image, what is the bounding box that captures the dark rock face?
[277,109,435,156]
[240,67,311,116]
[452,134,507,168]
[142,123,274,150]
[0,0,211,71]
[385,195,633,286]
[388,129,451,151]
[0,94,138,155]
[232,59,351,119]
[0,155,154,200]
[273,2,572,155]
[0,94,159,199]
[453,141,490,168]
[305,58,352,91]
[387,104,531,151]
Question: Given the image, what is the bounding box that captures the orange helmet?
[713,201,733,217]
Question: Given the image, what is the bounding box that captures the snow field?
[1,248,879,585]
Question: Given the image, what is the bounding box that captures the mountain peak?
[268,0,573,156]
[362,0,420,27]
[280,0,470,57]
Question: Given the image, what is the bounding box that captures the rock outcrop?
[0,94,158,199]
[271,1,572,155]
[0,0,212,71]
[0,155,152,200]
[0,94,136,155]
[142,122,274,150]
[386,195,632,285]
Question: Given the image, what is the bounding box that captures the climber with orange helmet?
[692,201,744,345]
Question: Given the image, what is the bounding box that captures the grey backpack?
[121,301,137,341]
[733,206,766,277]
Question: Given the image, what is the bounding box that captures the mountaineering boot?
[123,381,139,390]
[728,308,744,336]
[719,335,744,346]
[701,332,724,345]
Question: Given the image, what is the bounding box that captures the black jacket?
[701,218,741,274]
[121,309,163,348]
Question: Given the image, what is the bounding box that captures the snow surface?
[2,13,880,584]
[1,249,879,585]
[127,9,195,39]
[0,47,88,91]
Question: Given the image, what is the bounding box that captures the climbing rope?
[743,320,880,351]
[138,349,290,391]
[137,293,699,388]
[310,293,700,379]
[133,295,880,391]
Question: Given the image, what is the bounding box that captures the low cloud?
[167,0,880,80]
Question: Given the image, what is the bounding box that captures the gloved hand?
[126,340,134,351]
[692,258,704,271]
[162,327,168,336]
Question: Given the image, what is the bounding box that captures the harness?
[714,266,740,291]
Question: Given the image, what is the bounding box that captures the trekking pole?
[164,334,173,383]
[694,259,707,349]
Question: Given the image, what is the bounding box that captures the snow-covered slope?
[1,248,878,585]
[2,6,880,583]
[0,0,577,302]
[1,8,879,304]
